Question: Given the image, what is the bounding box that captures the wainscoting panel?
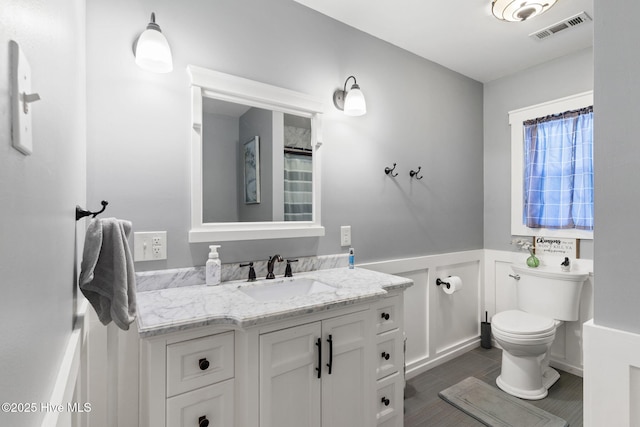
[584,320,640,427]
[399,269,430,367]
[494,260,518,315]
[361,250,483,379]
[41,301,90,427]
[434,261,481,354]
[42,299,140,427]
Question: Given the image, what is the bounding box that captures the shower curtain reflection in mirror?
[284,151,312,221]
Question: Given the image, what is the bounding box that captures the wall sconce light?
[133,12,173,73]
[491,0,557,22]
[333,75,366,116]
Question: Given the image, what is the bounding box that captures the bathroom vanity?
[136,267,412,427]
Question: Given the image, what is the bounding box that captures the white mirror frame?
[188,65,325,242]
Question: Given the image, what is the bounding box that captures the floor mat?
[438,377,568,427]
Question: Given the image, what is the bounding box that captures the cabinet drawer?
[167,331,234,397]
[376,329,402,380]
[376,372,403,425]
[375,296,401,335]
[166,378,234,427]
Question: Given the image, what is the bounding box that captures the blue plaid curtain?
[523,106,593,230]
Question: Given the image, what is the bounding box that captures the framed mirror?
[188,65,325,242]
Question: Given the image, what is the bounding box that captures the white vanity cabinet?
[139,329,236,427]
[138,289,407,427]
[259,309,372,427]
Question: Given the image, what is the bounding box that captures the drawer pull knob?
[198,415,210,427]
[381,351,390,360]
[381,397,390,406]
[199,358,210,371]
[381,312,390,321]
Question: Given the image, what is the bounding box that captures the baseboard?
[405,338,481,380]
[549,358,583,377]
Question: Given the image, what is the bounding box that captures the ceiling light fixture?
[492,0,558,22]
[333,76,366,117]
[133,12,173,73]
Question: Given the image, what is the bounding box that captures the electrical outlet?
[340,226,351,247]
[134,231,167,261]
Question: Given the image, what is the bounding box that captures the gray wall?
[593,1,640,334]
[483,47,594,259]
[0,1,86,426]
[86,0,484,270]
[203,113,239,222]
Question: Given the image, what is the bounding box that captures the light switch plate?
[340,225,351,247]
[134,231,167,261]
[10,40,37,156]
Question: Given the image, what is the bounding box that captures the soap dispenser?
[206,245,221,286]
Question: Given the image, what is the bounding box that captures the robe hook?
[385,163,398,177]
[409,166,423,180]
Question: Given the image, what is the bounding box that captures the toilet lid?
[492,310,555,335]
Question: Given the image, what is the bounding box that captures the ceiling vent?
[529,11,592,41]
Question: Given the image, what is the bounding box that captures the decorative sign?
[534,237,578,258]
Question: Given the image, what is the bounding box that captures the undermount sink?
[239,278,337,302]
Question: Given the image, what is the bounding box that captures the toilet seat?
[492,310,556,338]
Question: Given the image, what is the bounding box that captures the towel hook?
[76,200,108,221]
[385,163,398,177]
[409,166,423,180]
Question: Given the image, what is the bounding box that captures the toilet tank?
[511,264,589,321]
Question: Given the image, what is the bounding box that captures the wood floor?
[404,347,584,426]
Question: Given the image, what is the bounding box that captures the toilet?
[492,264,588,400]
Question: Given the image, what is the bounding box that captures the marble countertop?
[136,267,413,338]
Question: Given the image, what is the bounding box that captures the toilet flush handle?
[509,274,520,280]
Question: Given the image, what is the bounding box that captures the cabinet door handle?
[381,351,390,360]
[381,312,390,321]
[198,415,210,427]
[315,338,322,379]
[326,334,333,375]
[381,397,390,406]
[198,358,210,371]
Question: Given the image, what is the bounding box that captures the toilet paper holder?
[436,277,451,289]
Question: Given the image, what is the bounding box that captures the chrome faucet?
[266,254,283,279]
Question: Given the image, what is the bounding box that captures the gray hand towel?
[79,218,136,330]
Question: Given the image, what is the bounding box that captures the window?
[510,92,594,239]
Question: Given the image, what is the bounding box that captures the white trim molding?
[584,320,640,427]
[40,301,89,427]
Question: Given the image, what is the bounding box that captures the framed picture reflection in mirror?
[243,136,260,204]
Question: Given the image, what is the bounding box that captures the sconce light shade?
[134,13,173,73]
[491,0,558,22]
[333,76,366,116]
